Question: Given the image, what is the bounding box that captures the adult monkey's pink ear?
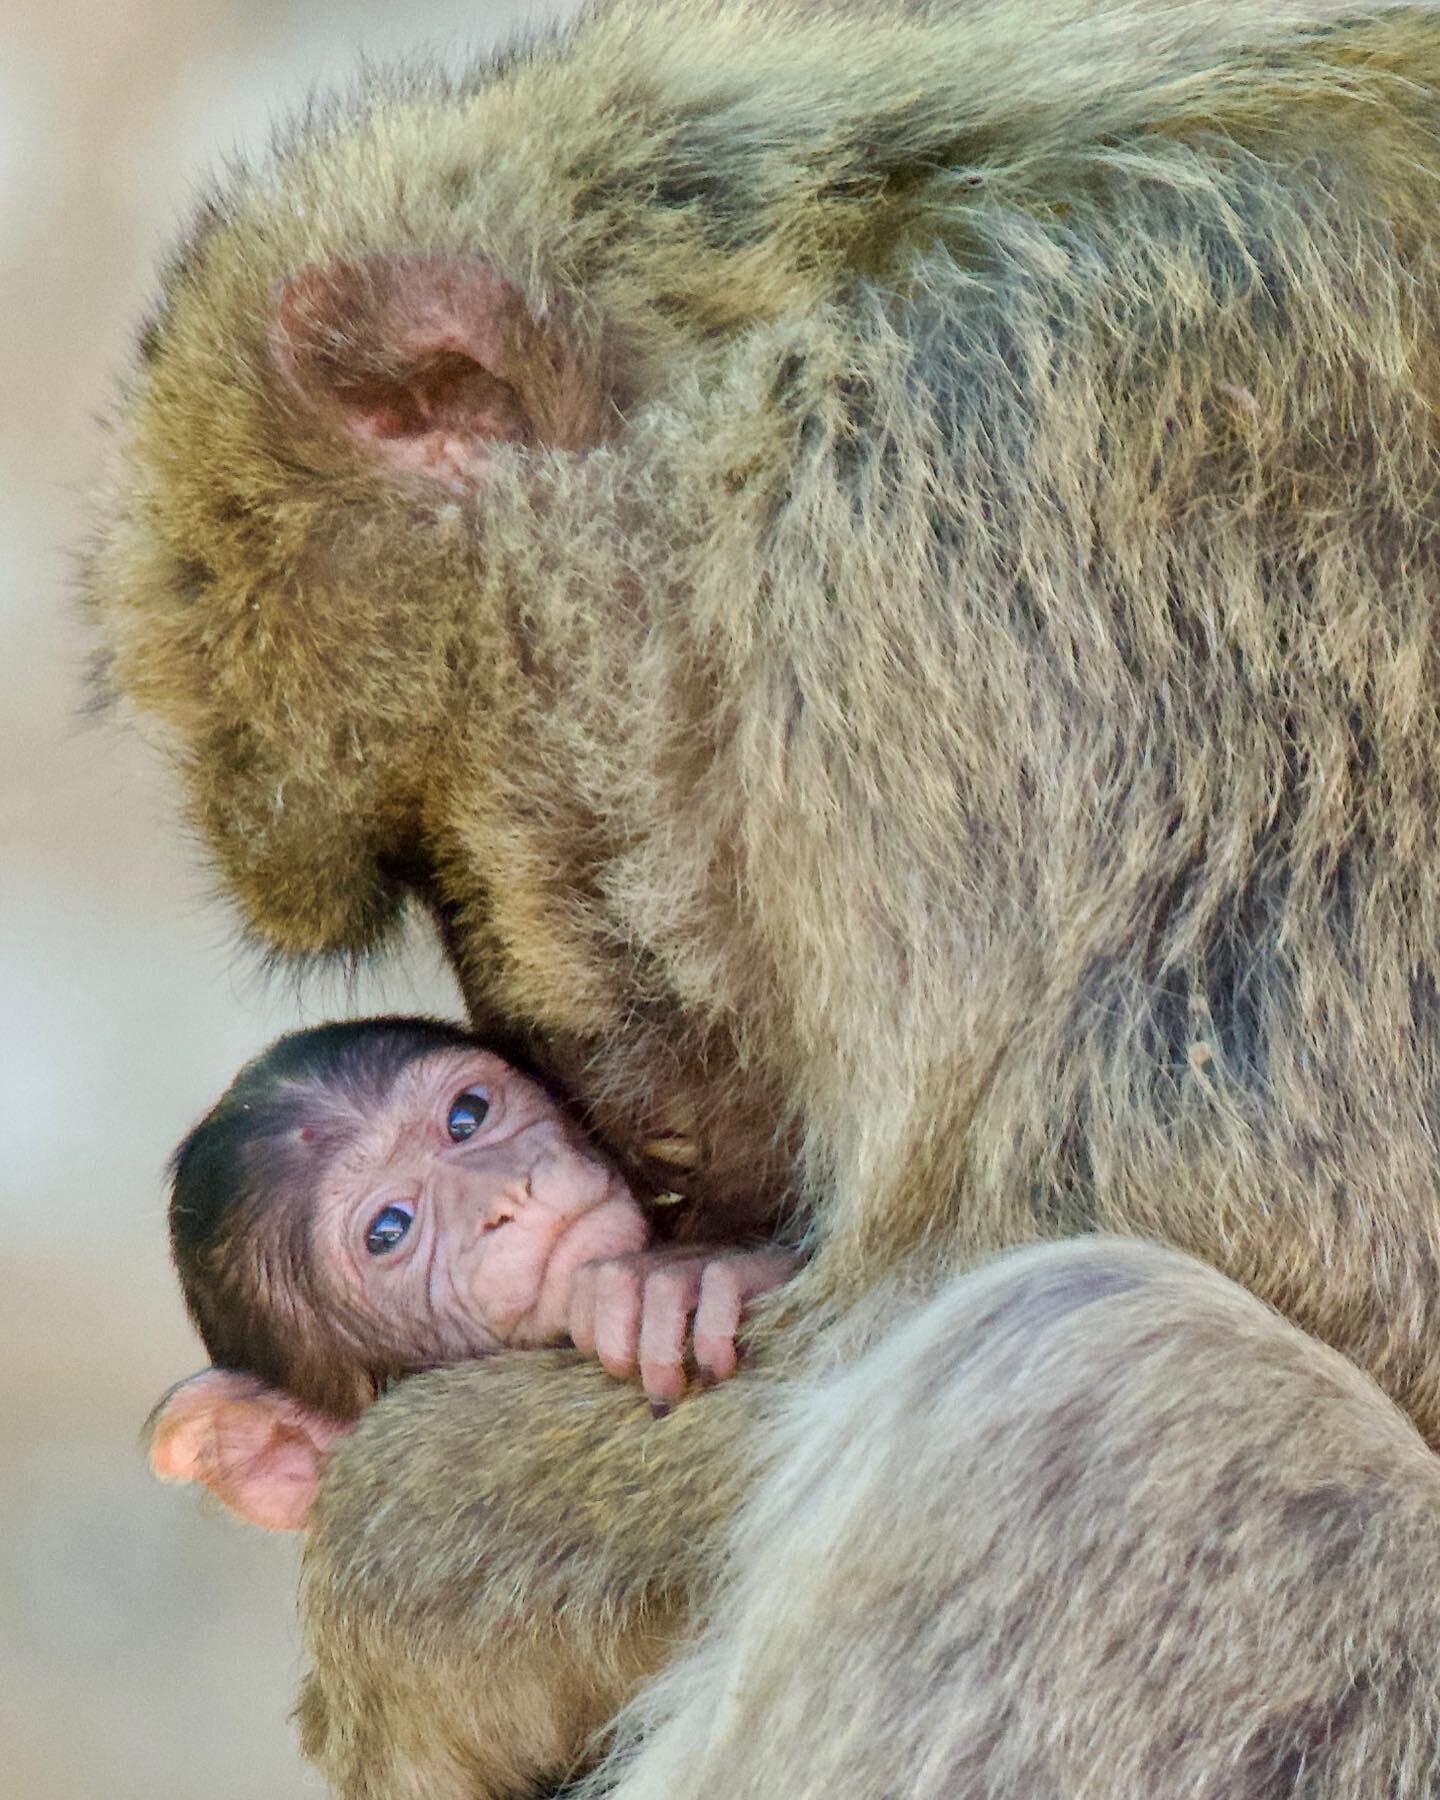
[270,252,618,488]
[146,1369,353,1532]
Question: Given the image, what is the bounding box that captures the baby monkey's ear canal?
[269,252,620,488]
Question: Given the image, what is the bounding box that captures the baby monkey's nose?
[477,1172,535,1232]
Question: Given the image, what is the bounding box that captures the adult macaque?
[90,0,1440,1791]
[148,1016,795,1529]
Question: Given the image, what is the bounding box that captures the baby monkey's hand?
[567,1246,801,1410]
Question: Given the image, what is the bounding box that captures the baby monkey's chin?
[527,1190,650,1344]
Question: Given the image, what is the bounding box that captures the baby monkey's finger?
[567,1261,600,1356]
[592,1261,644,1383]
[691,1263,744,1386]
[639,1262,703,1408]
[691,1250,800,1383]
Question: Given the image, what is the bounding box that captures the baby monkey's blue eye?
[448,1088,490,1141]
[365,1203,414,1255]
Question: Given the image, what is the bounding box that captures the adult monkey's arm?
[295,1351,768,1799]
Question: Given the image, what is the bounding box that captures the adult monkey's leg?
[295,1347,770,1799]
[590,1239,1440,1800]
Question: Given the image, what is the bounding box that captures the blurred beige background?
[1,2,571,1793]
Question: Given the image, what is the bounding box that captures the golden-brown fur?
[88,0,1440,1790]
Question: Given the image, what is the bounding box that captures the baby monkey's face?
[313,1049,647,1359]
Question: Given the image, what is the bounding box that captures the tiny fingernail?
[649,1400,672,1420]
[697,1369,718,1390]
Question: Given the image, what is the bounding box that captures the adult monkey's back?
[89,0,1440,1791]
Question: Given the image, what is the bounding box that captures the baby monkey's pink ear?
[270,253,618,488]
[146,1369,353,1532]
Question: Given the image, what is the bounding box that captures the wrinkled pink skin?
[314,1047,652,1358]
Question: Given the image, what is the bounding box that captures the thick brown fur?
[88,0,1440,1791]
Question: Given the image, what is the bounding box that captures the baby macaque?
[150,1017,797,1528]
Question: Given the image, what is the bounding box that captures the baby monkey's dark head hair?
[169,1016,479,1418]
